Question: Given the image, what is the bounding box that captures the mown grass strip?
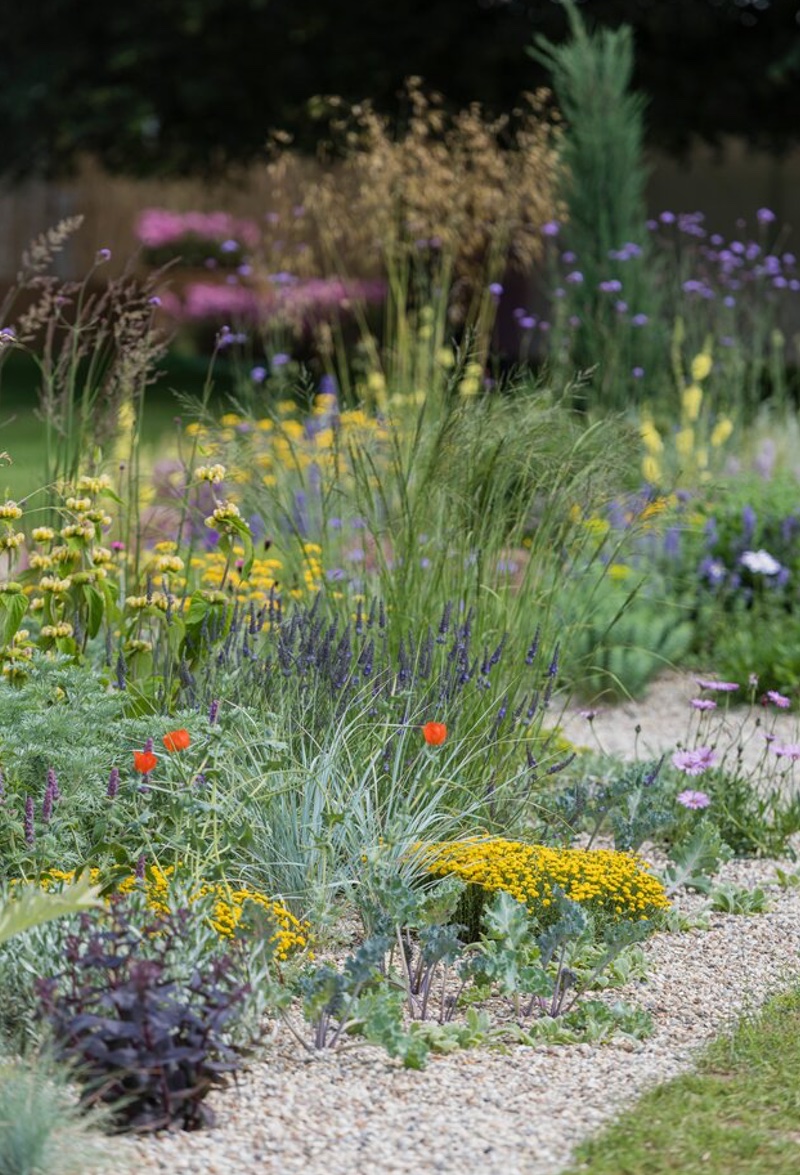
[565,986,800,1174]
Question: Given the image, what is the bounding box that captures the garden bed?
[121,845,800,1175]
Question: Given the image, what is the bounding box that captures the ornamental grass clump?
[420,838,669,937]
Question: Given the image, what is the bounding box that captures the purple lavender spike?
[107,767,120,799]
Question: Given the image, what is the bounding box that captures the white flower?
[740,548,782,576]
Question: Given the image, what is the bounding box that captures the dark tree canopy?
[2,0,799,180]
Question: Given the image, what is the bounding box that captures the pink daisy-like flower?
[772,743,800,761]
[672,746,717,776]
[690,698,717,711]
[695,678,739,692]
[763,690,790,709]
[677,789,711,810]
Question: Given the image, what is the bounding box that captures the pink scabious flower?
[677,789,711,810]
[772,743,800,761]
[695,678,740,692]
[672,746,717,776]
[690,698,717,711]
[763,690,791,709]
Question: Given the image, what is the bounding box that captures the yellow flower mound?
[36,868,308,962]
[420,838,669,922]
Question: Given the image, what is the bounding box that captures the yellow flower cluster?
[191,882,309,959]
[419,838,669,922]
[37,868,308,961]
[192,549,283,604]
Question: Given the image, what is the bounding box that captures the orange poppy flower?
[133,749,158,774]
[163,728,191,753]
[422,721,447,747]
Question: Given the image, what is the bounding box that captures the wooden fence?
[0,139,797,288]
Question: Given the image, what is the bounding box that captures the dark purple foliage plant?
[35,901,251,1133]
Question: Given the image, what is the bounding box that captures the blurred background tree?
[2,0,799,180]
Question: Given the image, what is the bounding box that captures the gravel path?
[120,675,800,1175]
[557,670,800,774]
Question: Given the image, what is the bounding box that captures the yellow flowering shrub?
[36,868,308,962]
[419,838,669,924]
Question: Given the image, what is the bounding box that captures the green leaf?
[664,821,729,895]
[82,583,106,638]
[0,589,28,645]
[0,877,102,946]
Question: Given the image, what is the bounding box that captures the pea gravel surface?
[121,677,800,1175]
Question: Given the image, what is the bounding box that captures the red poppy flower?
[163,728,191,753]
[422,721,447,747]
[133,749,158,774]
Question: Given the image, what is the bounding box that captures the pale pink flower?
[677,789,711,810]
[763,690,790,709]
[773,743,800,761]
[672,746,717,776]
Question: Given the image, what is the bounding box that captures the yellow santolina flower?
[37,869,308,961]
[65,497,92,512]
[0,531,24,551]
[0,500,22,520]
[419,838,669,922]
[31,527,55,543]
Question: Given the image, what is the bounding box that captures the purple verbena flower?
[690,698,717,711]
[695,678,740,692]
[764,690,790,709]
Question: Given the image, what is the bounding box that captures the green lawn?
[566,988,800,1175]
[0,352,234,500]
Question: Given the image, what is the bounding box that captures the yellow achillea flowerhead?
[419,838,669,922]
